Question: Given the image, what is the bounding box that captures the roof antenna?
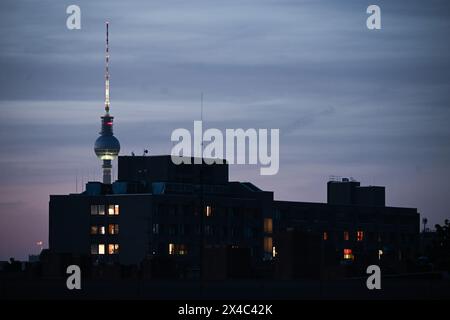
[201,92,204,152]
[201,92,204,124]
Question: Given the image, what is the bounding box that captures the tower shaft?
[102,160,112,184]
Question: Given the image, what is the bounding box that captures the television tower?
[94,22,120,184]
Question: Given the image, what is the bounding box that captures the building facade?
[49,156,419,276]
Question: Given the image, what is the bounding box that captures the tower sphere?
[94,134,120,160]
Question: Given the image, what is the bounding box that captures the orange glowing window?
[108,244,119,254]
[108,224,119,235]
[90,226,98,235]
[205,205,213,217]
[323,232,328,241]
[264,218,273,233]
[344,231,350,241]
[357,230,364,242]
[264,237,273,253]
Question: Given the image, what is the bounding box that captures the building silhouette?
[49,155,419,278]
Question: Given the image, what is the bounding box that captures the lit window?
[108,244,119,254]
[343,248,353,260]
[90,226,98,235]
[90,205,105,215]
[108,224,119,235]
[98,244,105,255]
[344,231,350,241]
[264,218,273,234]
[272,246,277,258]
[168,243,187,255]
[99,226,106,235]
[323,231,328,241]
[264,237,273,253]
[178,244,187,255]
[107,204,119,215]
[205,205,213,217]
[378,249,383,260]
[91,244,98,254]
[357,230,364,242]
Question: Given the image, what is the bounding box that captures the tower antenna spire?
[105,21,110,113]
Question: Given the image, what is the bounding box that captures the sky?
[0,0,450,260]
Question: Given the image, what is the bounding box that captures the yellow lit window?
[264,218,273,234]
[108,224,119,235]
[264,237,273,253]
[107,205,119,215]
[98,244,105,255]
[108,244,119,254]
[99,226,106,235]
[90,226,98,235]
[357,230,364,242]
[343,248,353,260]
[272,246,277,258]
[344,231,350,241]
[168,243,187,255]
[205,205,212,217]
[323,231,328,241]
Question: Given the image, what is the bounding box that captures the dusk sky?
[1,0,450,260]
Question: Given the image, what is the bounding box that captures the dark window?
[168,224,177,236]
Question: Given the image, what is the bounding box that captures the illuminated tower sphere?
[94,22,120,184]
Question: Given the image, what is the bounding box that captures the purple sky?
[1,0,450,260]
